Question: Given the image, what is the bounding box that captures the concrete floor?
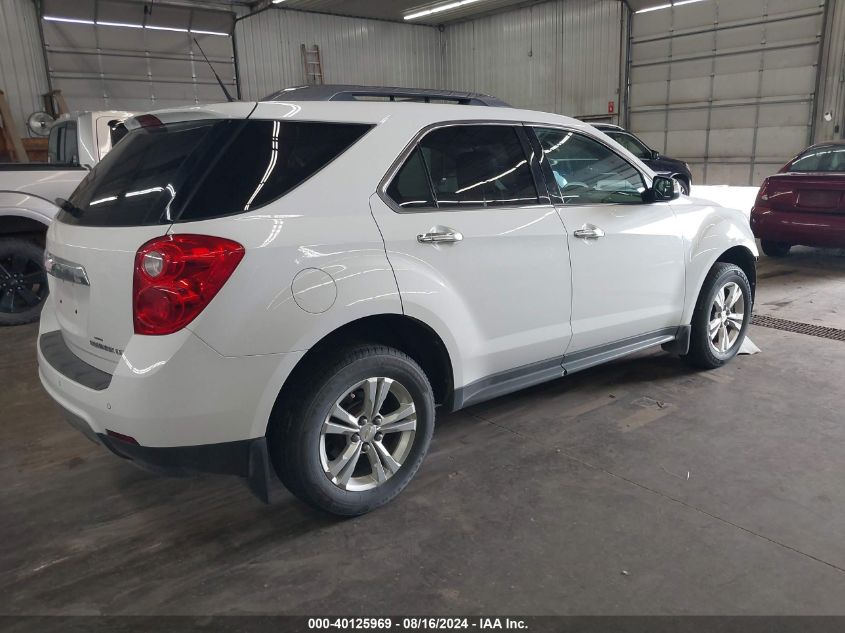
[1,246,845,616]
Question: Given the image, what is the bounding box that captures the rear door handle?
[417,227,463,244]
[573,225,605,240]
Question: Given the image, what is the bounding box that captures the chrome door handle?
[417,228,463,244]
[573,225,605,240]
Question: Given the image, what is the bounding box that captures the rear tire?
[761,240,791,257]
[270,344,435,516]
[685,263,752,370]
[0,238,48,326]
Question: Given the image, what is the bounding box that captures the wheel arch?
[0,214,49,242]
[267,314,455,434]
[715,245,757,301]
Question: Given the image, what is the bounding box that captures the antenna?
[193,37,234,102]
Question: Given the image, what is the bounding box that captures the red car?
[751,140,845,256]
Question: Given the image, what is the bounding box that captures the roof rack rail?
[262,84,510,107]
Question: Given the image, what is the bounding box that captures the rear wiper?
[56,197,83,218]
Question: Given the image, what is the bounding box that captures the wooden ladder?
[0,90,29,163]
[301,44,324,85]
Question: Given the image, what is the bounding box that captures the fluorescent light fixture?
[272,0,288,4]
[43,15,229,36]
[146,24,190,33]
[404,0,486,21]
[636,0,707,13]
[635,3,671,13]
[43,16,95,25]
[191,29,229,36]
[97,20,142,29]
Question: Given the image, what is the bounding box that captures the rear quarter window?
[60,119,372,227]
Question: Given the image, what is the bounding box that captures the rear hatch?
[45,104,373,372]
[762,173,845,216]
[46,109,246,372]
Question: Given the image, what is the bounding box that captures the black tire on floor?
[760,240,791,257]
[685,262,752,370]
[0,238,48,326]
[270,344,435,517]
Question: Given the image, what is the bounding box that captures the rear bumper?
[751,208,845,247]
[43,370,276,502]
[36,298,303,502]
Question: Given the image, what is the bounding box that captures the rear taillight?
[133,234,244,336]
[756,178,770,203]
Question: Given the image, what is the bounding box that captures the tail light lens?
[133,234,244,336]
[757,177,770,203]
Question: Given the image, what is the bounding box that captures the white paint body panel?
[560,200,685,353]
[38,101,757,449]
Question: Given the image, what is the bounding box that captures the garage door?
[41,0,235,114]
[629,0,825,186]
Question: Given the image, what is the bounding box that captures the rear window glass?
[59,119,371,227]
[790,146,845,173]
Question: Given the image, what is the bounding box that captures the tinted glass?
[181,120,370,222]
[47,124,62,164]
[535,128,645,205]
[605,131,651,160]
[63,122,79,164]
[790,146,845,172]
[109,121,129,148]
[418,125,538,208]
[60,120,371,227]
[387,147,435,209]
[61,120,217,226]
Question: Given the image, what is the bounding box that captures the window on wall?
[534,128,645,205]
[41,0,235,113]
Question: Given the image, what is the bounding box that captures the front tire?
[271,345,435,516]
[685,263,752,369]
[0,238,48,326]
[761,240,791,257]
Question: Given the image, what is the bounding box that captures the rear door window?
[386,147,436,209]
[60,120,371,227]
[420,125,538,209]
[385,124,539,210]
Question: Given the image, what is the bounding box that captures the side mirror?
[647,175,681,202]
[650,149,660,160]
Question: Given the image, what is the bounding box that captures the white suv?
[37,88,757,516]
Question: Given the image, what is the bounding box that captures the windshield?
[605,131,652,160]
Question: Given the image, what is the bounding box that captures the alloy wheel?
[319,377,417,491]
[0,253,47,315]
[708,281,745,354]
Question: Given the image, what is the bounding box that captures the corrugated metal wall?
[443,0,624,118]
[0,0,49,134]
[41,0,236,114]
[629,0,826,186]
[235,8,443,101]
[815,0,845,142]
[235,0,624,119]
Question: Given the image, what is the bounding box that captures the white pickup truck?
[0,110,132,325]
